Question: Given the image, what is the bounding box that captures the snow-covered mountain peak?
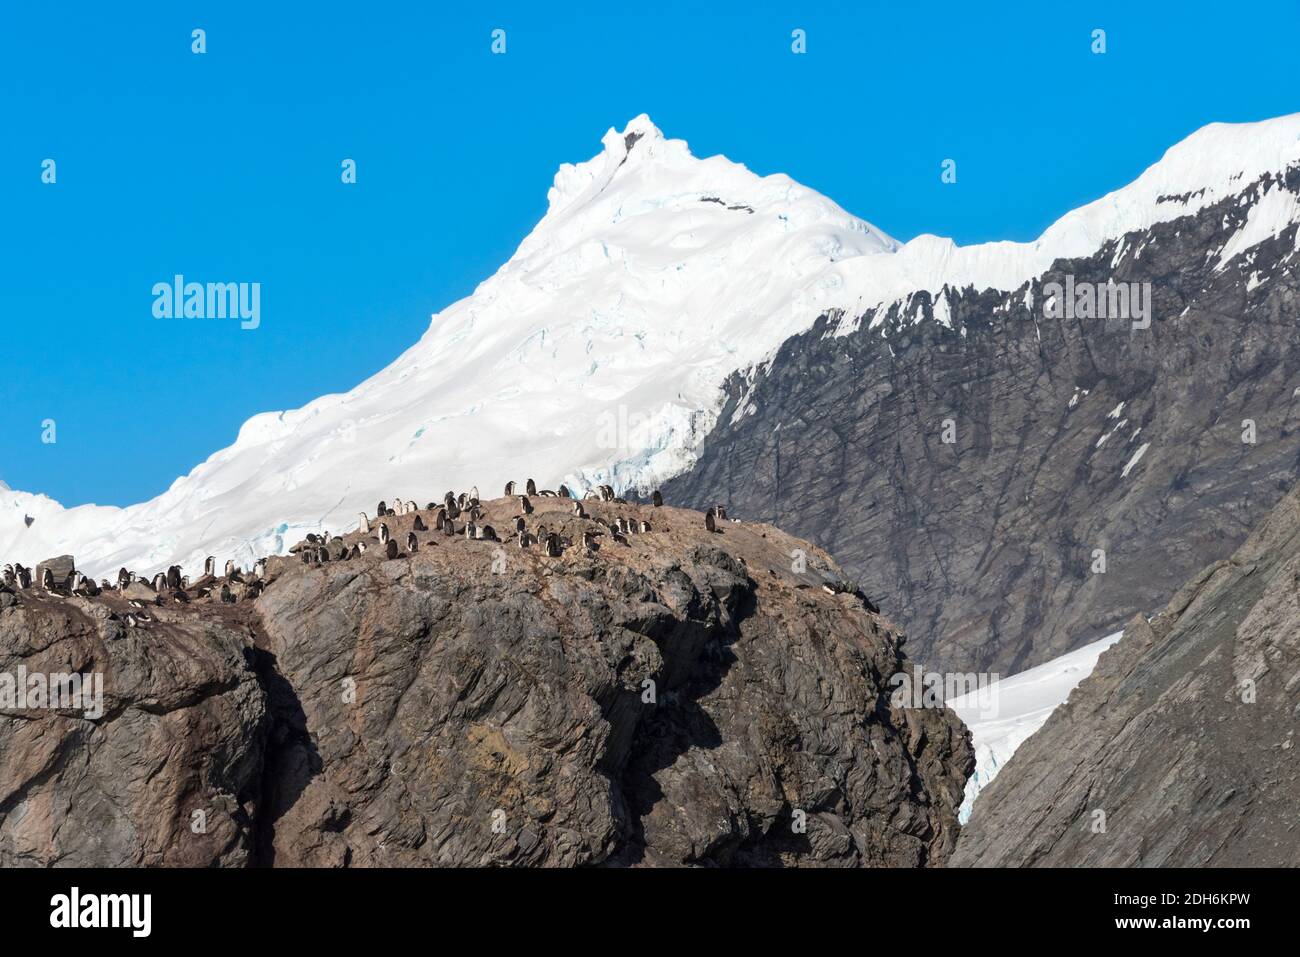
[5,113,1300,581]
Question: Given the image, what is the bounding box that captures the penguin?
[652,490,663,507]
[582,530,598,550]
[639,520,651,533]
[17,566,32,590]
[1,566,14,588]
[465,521,477,540]
[469,485,480,501]
[357,542,368,554]
[479,525,497,542]
[536,523,549,541]
[614,518,627,535]
[540,490,556,497]
[457,492,468,510]
[715,504,728,520]
[406,531,419,552]
[41,567,56,591]
[545,532,562,557]
[378,523,390,545]
[204,556,216,578]
[573,501,587,519]
[519,495,534,515]
[413,515,427,532]
[385,539,399,560]
[125,614,139,629]
[166,565,182,589]
[306,533,320,544]
[224,559,236,578]
[514,516,526,533]
[526,479,537,496]
[602,485,615,502]
[425,503,437,511]
[559,485,571,499]
[220,583,234,603]
[348,544,361,560]
[253,560,266,580]
[300,550,311,564]
[377,500,388,519]
[517,530,530,549]
[173,589,190,604]
[705,510,717,533]
[317,546,330,563]
[504,480,516,496]
[358,512,371,534]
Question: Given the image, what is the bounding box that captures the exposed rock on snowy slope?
[950,481,1300,867]
[666,123,1300,674]
[5,114,1300,598]
[0,498,971,867]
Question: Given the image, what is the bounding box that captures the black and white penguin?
[526,479,537,496]
[469,485,479,502]
[220,583,234,603]
[413,515,427,532]
[41,568,56,591]
[166,565,181,589]
[573,501,587,519]
[406,531,419,552]
[519,495,533,515]
[536,523,549,541]
[358,512,370,534]
[253,560,266,580]
[378,523,390,545]
[376,501,388,520]
[17,566,33,590]
[348,544,361,560]
[545,532,562,557]
[464,521,477,540]
[357,542,368,554]
[582,530,598,550]
[385,539,399,560]
[705,510,717,533]
[638,520,651,533]
[504,480,516,496]
[517,530,529,549]
[558,485,571,499]
[224,559,236,578]
[317,546,330,563]
[714,504,728,520]
[203,557,216,578]
[652,490,663,507]
[480,525,497,542]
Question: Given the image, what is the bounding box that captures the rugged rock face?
[665,165,1300,675]
[0,497,972,867]
[950,482,1300,867]
[0,591,265,866]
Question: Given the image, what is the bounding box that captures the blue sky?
[2,1,1297,507]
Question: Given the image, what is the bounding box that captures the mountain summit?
[4,114,1300,584]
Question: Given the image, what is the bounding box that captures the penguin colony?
[0,480,741,628]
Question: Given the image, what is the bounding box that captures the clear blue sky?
[2,1,1296,507]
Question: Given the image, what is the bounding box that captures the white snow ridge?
[4,112,1300,579]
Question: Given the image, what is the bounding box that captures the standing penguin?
[376,501,388,519]
[638,520,651,533]
[573,501,587,519]
[526,479,537,496]
[358,512,371,534]
[545,532,562,557]
[41,568,56,591]
[705,509,717,533]
[652,490,663,507]
[504,480,516,496]
[514,516,526,533]
[203,557,216,578]
[378,523,390,545]
[406,531,419,552]
[413,514,427,531]
[558,485,571,499]
[385,539,399,559]
[519,495,533,515]
[465,521,477,540]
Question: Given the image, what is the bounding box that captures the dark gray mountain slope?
[950,479,1300,867]
[664,165,1300,675]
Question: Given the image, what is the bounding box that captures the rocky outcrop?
[664,165,1300,675]
[950,482,1300,867]
[0,589,265,866]
[0,497,972,867]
